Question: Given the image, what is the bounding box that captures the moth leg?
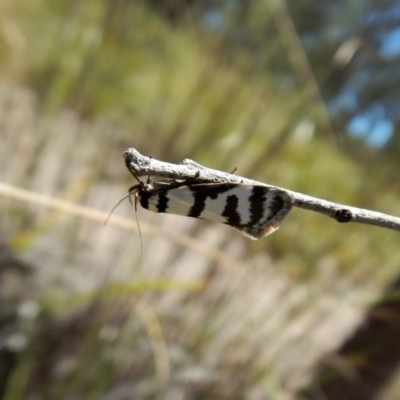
[128,183,141,192]
[127,183,142,206]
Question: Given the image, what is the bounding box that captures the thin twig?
[124,148,400,233]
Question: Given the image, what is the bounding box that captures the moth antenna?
[123,170,148,266]
[230,167,237,174]
[134,193,147,268]
[103,194,131,225]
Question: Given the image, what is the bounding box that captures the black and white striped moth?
[126,173,293,240]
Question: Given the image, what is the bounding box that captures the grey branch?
[124,148,400,233]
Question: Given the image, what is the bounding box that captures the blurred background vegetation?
[0,0,400,399]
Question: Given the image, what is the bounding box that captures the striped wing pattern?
[136,181,293,239]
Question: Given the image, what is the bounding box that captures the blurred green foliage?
[1,1,400,399]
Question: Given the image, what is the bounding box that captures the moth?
[125,171,293,240]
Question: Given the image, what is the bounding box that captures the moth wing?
[192,184,293,240]
[141,182,293,240]
[143,185,196,215]
[235,190,293,239]
[185,183,293,240]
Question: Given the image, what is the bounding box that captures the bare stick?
[124,148,400,233]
